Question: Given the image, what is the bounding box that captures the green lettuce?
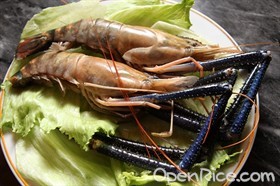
[1,82,117,150]
[16,126,117,186]
[104,0,162,16]
[21,0,106,38]
[197,149,242,186]
[107,0,194,28]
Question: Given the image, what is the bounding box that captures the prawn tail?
[192,46,241,61]
[16,31,54,59]
[152,76,199,92]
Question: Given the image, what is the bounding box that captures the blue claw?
[179,90,232,170]
[160,51,270,74]
[223,56,271,140]
[194,68,238,87]
[130,82,232,103]
[91,137,178,172]
[92,132,184,161]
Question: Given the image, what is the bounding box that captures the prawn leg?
[94,97,161,110]
[147,103,206,132]
[151,100,175,138]
[143,57,204,77]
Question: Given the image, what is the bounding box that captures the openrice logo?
[153,168,275,184]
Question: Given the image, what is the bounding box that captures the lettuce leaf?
[203,149,242,186]
[104,0,162,16]
[1,82,117,150]
[16,126,117,186]
[151,21,213,45]
[21,0,106,38]
[107,0,194,28]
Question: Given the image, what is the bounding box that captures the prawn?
[16,18,237,75]
[10,43,199,114]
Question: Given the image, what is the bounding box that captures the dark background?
[0,0,279,185]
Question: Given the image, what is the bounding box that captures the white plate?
[0,8,257,186]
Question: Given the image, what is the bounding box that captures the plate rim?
[0,8,258,186]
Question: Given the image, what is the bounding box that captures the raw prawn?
[10,43,199,114]
[16,18,235,73]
